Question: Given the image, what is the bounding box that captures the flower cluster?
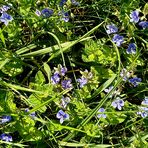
[0,5,13,26]
[130,10,148,29]
[129,77,142,87]
[0,133,12,142]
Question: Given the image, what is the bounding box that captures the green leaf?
[143,3,148,16]
[35,70,45,85]
[43,63,51,83]
[0,90,16,113]
[28,94,47,113]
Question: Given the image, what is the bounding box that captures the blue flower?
[137,107,148,118]
[51,73,60,84]
[71,0,80,6]
[0,133,12,142]
[112,34,124,47]
[77,77,88,88]
[129,77,141,87]
[0,5,10,13]
[0,115,11,124]
[104,86,113,93]
[41,8,53,18]
[61,79,73,89]
[59,0,67,7]
[139,21,148,29]
[106,24,118,34]
[56,109,69,124]
[141,97,148,106]
[0,12,13,26]
[126,43,136,54]
[97,108,107,118]
[25,108,36,118]
[111,98,124,110]
[61,96,70,108]
[35,9,41,16]
[61,12,69,22]
[130,10,139,23]
[54,65,67,76]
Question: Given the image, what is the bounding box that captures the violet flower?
[0,115,11,124]
[129,77,141,87]
[106,24,118,34]
[0,12,13,26]
[126,43,136,54]
[139,21,148,29]
[111,98,124,110]
[77,77,88,88]
[41,8,53,18]
[112,34,124,47]
[130,10,139,23]
[56,109,69,124]
[51,73,60,85]
[97,108,107,118]
[0,133,12,142]
[61,79,73,89]
[60,96,70,108]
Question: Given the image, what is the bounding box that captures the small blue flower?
[61,79,73,89]
[51,73,60,85]
[0,5,10,13]
[77,77,88,88]
[137,107,148,118]
[25,108,36,118]
[71,0,80,6]
[111,98,124,110]
[0,115,11,124]
[56,109,69,124]
[141,97,148,106]
[112,34,124,47]
[35,9,41,16]
[129,77,141,87]
[54,65,67,76]
[61,12,69,22]
[0,133,12,142]
[59,0,67,7]
[61,96,70,108]
[41,8,53,18]
[104,86,113,93]
[139,21,148,29]
[97,108,107,118]
[0,12,13,26]
[126,43,136,54]
[130,10,139,23]
[106,24,118,34]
